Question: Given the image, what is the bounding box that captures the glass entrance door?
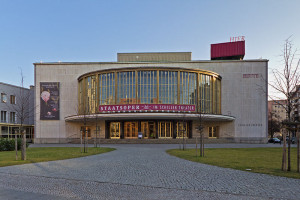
[124,122,138,138]
[110,122,120,139]
[176,122,189,138]
[158,122,173,138]
[141,121,156,139]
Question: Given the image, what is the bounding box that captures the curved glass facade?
[78,68,221,114]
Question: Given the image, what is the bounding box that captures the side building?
[34,51,268,143]
[268,99,287,138]
[0,82,34,140]
[268,100,287,122]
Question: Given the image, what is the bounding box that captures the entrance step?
[67,138,234,144]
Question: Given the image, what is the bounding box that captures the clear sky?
[0,0,299,91]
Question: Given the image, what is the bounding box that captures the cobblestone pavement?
[0,144,299,200]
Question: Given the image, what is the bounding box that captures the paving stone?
[0,144,299,199]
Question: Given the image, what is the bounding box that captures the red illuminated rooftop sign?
[211,39,245,60]
[99,104,196,113]
[230,36,245,42]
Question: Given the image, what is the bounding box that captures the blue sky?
[0,0,299,89]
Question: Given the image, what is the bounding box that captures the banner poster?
[40,82,60,120]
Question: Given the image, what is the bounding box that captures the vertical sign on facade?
[40,82,60,120]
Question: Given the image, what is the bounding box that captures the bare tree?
[93,114,100,148]
[8,71,33,160]
[297,125,300,172]
[269,37,300,171]
[73,90,91,153]
[198,112,204,157]
[81,101,91,153]
[179,114,188,150]
[282,129,287,171]
[195,105,204,157]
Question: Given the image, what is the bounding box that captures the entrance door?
[124,122,138,138]
[141,121,156,139]
[158,122,173,138]
[176,122,189,138]
[110,122,120,139]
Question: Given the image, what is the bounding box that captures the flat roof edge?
[117,52,192,54]
[0,82,31,90]
[34,59,269,65]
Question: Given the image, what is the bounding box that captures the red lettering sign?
[99,104,196,113]
[230,36,245,42]
[243,74,260,78]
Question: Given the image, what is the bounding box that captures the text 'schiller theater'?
[34,40,268,143]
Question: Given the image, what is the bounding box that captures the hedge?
[0,138,29,151]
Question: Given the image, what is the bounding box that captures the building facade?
[268,100,287,122]
[34,52,268,143]
[0,82,34,139]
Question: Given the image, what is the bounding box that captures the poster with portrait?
[40,82,60,120]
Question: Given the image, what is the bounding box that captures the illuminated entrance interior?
[107,121,191,139]
[176,122,189,138]
[110,122,120,139]
[158,122,173,138]
[124,122,138,138]
[141,121,156,139]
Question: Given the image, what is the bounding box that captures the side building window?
[1,111,7,122]
[1,93,7,103]
[80,127,91,137]
[10,112,16,123]
[10,95,16,104]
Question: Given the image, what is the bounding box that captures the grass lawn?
[0,147,115,167]
[167,148,300,179]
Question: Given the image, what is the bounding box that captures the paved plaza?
[0,143,299,200]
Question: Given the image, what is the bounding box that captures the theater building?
[34,42,268,143]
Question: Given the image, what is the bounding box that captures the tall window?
[209,126,218,138]
[180,72,196,105]
[199,74,212,113]
[1,93,7,103]
[10,112,16,123]
[159,71,177,104]
[99,73,115,105]
[117,71,135,104]
[1,111,7,122]
[138,71,157,104]
[79,80,84,114]
[10,95,16,104]
[215,79,221,114]
[80,127,91,137]
[86,76,96,113]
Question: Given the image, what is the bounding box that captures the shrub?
[0,138,29,151]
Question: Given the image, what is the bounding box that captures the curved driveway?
[0,144,299,200]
